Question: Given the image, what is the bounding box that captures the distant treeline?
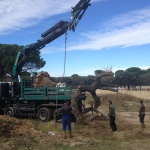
[0,44,150,87]
[51,67,150,88]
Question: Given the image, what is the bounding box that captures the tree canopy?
[0,44,45,80]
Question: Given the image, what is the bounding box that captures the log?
[87,113,102,121]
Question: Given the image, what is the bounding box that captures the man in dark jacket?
[108,101,117,132]
[61,101,73,139]
[139,100,145,128]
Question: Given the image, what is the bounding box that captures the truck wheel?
[5,107,14,117]
[37,107,52,122]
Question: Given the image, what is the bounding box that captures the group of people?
[108,100,145,132]
[60,99,145,139]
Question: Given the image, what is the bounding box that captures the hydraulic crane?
[12,0,91,85]
[0,0,92,121]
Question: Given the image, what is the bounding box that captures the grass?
[0,91,150,150]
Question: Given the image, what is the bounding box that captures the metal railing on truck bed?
[20,86,72,101]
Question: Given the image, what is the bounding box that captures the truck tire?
[37,107,52,122]
[5,107,14,117]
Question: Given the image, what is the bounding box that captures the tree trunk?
[71,72,118,124]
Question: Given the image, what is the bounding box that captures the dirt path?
[95,90,150,150]
[97,106,150,150]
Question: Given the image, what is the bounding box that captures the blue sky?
[0,0,150,77]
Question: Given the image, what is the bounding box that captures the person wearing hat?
[61,101,73,139]
[108,101,117,132]
[139,100,145,128]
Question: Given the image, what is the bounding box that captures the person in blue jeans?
[61,101,73,139]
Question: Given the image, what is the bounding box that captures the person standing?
[61,101,73,139]
[108,101,117,132]
[139,100,145,128]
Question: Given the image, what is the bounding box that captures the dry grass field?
[96,89,150,100]
[1,90,150,150]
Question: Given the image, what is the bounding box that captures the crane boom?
[69,0,91,31]
[12,0,91,83]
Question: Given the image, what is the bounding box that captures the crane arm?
[12,0,92,83]
[12,21,69,80]
[69,0,91,31]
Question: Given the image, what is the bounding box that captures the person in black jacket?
[139,100,145,128]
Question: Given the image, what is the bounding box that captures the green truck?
[0,0,91,121]
[0,81,72,121]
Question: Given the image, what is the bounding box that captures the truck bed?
[20,86,72,101]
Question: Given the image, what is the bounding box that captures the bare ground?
[1,90,150,150]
